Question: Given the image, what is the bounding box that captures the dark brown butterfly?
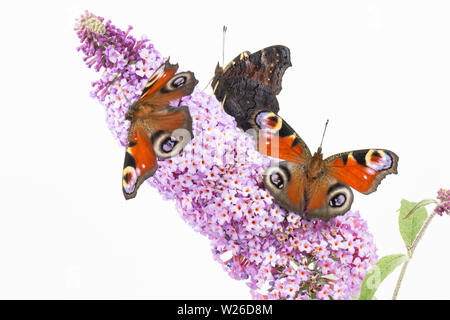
[122,60,198,199]
[249,111,399,221]
[211,45,291,131]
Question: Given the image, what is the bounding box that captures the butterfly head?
[308,119,329,179]
[211,25,228,97]
[211,63,225,99]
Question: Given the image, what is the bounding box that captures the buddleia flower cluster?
[75,10,164,145]
[75,11,378,299]
[434,188,450,216]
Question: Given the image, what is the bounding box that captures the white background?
[0,0,449,299]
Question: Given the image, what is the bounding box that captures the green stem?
[392,211,437,300]
[391,258,409,300]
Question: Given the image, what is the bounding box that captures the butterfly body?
[212,45,291,131]
[306,150,325,180]
[122,60,198,200]
[252,111,399,221]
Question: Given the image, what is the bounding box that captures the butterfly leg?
[221,94,227,111]
[211,80,220,97]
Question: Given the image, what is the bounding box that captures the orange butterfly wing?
[138,61,198,107]
[143,106,192,133]
[122,61,198,199]
[327,149,399,194]
[305,180,329,212]
[264,161,306,214]
[250,111,311,164]
[249,111,399,220]
[122,122,157,199]
[250,111,311,213]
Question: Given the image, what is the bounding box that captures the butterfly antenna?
[207,25,227,95]
[202,76,214,91]
[318,119,329,154]
[222,25,227,67]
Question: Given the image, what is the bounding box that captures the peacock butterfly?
[211,45,292,131]
[122,60,198,199]
[248,111,399,221]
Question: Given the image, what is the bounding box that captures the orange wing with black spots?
[126,60,198,120]
[250,111,311,214]
[326,149,399,194]
[122,122,157,199]
[121,60,198,200]
[249,111,311,164]
[298,149,399,220]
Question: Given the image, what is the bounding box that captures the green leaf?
[399,199,429,248]
[359,254,407,300]
[402,199,437,220]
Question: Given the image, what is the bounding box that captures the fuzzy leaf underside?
[399,199,429,248]
[359,254,407,300]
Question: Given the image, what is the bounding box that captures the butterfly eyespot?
[270,173,284,189]
[122,166,137,194]
[161,137,178,153]
[365,149,393,171]
[329,193,346,207]
[314,183,354,219]
[255,111,281,131]
[263,164,290,195]
[162,71,196,93]
[172,76,186,88]
[153,129,192,159]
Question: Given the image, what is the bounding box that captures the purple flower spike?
[75,10,164,146]
[76,12,378,299]
[434,188,450,216]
